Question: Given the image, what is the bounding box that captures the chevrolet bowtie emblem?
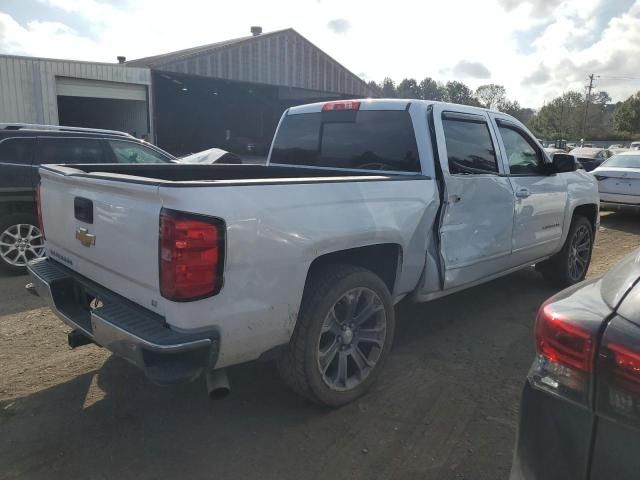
[75,227,96,247]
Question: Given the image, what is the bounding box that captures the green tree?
[366,80,383,97]
[500,100,535,124]
[614,92,640,133]
[380,77,397,98]
[528,90,618,140]
[419,77,447,101]
[475,84,507,110]
[397,78,421,98]
[445,81,481,106]
[528,91,585,139]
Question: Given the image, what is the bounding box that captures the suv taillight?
[597,316,640,426]
[159,208,225,301]
[530,303,597,405]
[36,183,45,239]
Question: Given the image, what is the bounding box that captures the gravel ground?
[1,211,638,480]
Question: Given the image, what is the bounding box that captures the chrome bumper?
[28,258,219,385]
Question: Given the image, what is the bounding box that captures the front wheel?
[0,214,45,274]
[539,215,593,288]
[277,265,395,407]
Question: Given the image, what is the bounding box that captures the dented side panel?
[157,178,438,368]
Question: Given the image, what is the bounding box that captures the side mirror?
[552,154,577,173]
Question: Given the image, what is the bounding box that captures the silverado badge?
[75,227,96,247]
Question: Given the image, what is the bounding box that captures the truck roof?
[287,98,493,115]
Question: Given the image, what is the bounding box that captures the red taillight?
[530,303,596,404]
[159,209,225,301]
[535,304,594,372]
[35,183,45,239]
[597,317,640,424]
[607,344,640,387]
[322,100,361,111]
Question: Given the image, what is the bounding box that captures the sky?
[1,0,640,108]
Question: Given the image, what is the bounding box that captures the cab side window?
[498,125,543,175]
[442,114,499,174]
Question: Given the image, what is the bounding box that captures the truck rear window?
[270,110,421,172]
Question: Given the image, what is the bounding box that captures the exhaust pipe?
[205,368,230,399]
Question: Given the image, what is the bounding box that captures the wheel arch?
[305,243,402,296]
[572,203,598,232]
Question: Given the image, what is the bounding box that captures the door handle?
[515,188,531,199]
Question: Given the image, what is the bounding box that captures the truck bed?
[41,163,426,185]
[38,162,438,368]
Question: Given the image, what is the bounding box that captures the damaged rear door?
[431,105,515,290]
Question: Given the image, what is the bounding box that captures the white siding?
[0,55,151,126]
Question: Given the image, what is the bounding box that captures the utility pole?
[581,74,596,143]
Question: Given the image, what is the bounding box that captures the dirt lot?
[1,211,638,480]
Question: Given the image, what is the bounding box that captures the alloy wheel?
[0,224,45,267]
[317,287,387,391]
[568,224,591,282]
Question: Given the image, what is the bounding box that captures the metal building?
[0,28,371,157]
[0,54,153,138]
[128,27,372,156]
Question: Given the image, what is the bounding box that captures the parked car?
[609,146,631,155]
[510,248,640,480]
[592,151,640,208]
[630,141,640,150]
[27,99,599,406]
[0,124,175,273]
[177,148,242,165]
[569,147,613,171]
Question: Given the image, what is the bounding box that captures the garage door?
[56,77,147,101]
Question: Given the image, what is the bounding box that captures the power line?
[597,75,640,81]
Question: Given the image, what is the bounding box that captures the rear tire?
[277,265,395,407]
[0,213,45,275]
[538,215,593,288]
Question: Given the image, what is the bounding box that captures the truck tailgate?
[39,169,164,313]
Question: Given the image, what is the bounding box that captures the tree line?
[367,77,640,140]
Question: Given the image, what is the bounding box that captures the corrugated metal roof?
[127,29,371,97]
[126,29,290,68]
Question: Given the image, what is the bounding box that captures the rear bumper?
[28,258,219,385]
[600,192,640,207]
[510,381,594,480]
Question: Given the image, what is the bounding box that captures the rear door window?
[0,138,35,165]
[107,140,172,164]
[37,137,107,164]
[270,110,421,172]
[442,115,499,174]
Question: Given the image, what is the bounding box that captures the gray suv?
[0,124,174,273]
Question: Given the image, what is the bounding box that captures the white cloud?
[1,0,640,107]
[0,13,99,58]
[327,18,350,34]
[452,61,491,79]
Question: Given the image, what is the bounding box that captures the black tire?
[538,215,593,288]
[0,213,45,275]
[277,264,395,407]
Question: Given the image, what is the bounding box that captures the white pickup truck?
[28,99,599,406]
